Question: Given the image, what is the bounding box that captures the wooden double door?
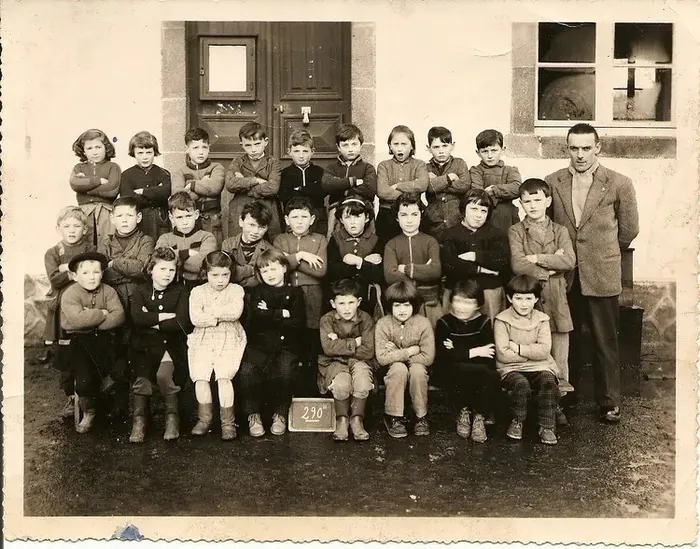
[186,21,352,170]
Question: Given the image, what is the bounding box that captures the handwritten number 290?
[301,406,323,420]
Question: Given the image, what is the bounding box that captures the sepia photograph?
[3,0,698,544]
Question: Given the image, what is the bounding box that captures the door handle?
[274,104,285,113]
[301,106,311,125]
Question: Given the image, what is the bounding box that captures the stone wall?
[24,274,52,347]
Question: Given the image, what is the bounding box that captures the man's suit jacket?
[546,164,639,297]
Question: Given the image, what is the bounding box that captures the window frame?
[199,36,257,101]
[534,21,675,131]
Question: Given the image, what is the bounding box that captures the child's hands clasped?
[364,253,382,265]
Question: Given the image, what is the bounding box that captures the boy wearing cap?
[60,252,125,433]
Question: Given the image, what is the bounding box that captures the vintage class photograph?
[3,0,697,544]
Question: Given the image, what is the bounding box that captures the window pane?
[614,23,672,64]
[538,68,595,121]
[538,23,596,63]
[208,45,248,92]
[613,67,672,121]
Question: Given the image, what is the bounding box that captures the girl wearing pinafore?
[188,251,247,440]
[69,128,121,243]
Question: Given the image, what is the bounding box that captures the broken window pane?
[613,67,672,121]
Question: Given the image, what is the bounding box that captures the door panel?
[187,21,351,236]
[281,114,344,160]
[271,22,351,166]
[187,21,270,160]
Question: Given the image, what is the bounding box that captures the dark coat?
[322,156,378,209]
[243,284,306,363]
[130,281,193,386]
[441,223,510,290]
[279,163,327,234]
[326,222,384,317]
[120,164,171,240]
[425,156,471,241]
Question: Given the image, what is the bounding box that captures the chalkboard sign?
[288,398,336,432]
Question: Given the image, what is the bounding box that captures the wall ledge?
[507,133,676,159]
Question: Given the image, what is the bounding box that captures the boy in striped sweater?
[156,192,218,290]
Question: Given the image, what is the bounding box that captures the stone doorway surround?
[160,21,376,173]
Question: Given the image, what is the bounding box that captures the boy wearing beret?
[60,252,125,433]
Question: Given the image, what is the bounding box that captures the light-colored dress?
[187,283,247,381]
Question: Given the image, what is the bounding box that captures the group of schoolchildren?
[45,120,580,448]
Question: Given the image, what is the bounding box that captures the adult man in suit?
[546,123,639,423]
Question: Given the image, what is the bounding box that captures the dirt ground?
[23,347,674,518]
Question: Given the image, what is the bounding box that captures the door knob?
[274,104,285,113]
[301,106,311,125]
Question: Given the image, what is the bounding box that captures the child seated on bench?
[494,274,560,445]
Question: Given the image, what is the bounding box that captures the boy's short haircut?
[128,131,161,157]
[459,188,494,216]
[239,121,267,141]
[520,178,552,198]
[330,278,363,300]
[240,200,272,227]
[506,274,542,299]
[335,196,375,222]
[284,195,314,216]
[167,191,197,213]
[567,122,600,144]
[475,129,504,150]
[451,279,485,307]
[336,123,364,145]
[427,126,453,146]
[56,205,89,227]
[393,191,424,218]
[184,128,209,145]
[288,129,314,149]
[145,246,178,276]
[254,248,290,275]
[387,125,416,155]
[205,250,234,272]
[384,280,422,312]
[112,196,141,213]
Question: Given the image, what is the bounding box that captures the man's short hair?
[567,123,600,144]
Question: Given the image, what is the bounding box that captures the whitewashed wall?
[5,0,698,283]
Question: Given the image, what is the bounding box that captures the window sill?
[507,133,676,159]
